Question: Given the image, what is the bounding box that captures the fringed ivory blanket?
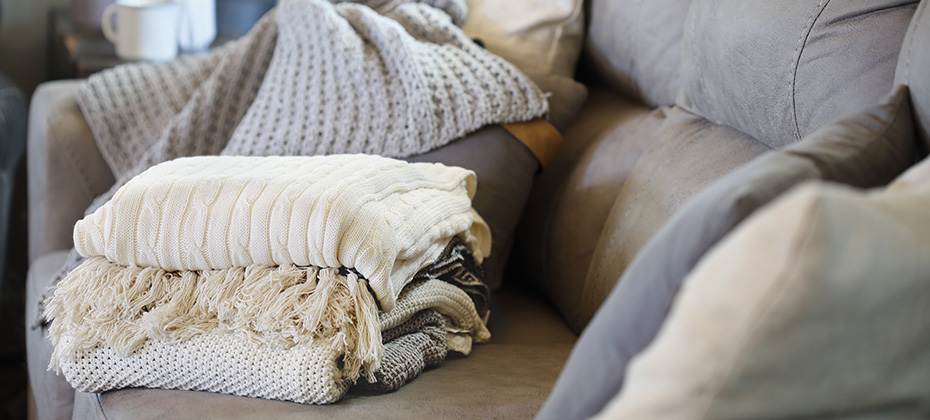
[56,276,488,404]
[46,155,492,404]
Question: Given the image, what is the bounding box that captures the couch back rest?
[676,0,917,149]
[896,0,930,154]
[584,0,693,107]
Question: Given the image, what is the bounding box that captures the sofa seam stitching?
[689,0,705,119]
[789,0,830,143]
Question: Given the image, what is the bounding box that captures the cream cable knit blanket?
[47,155,491,383]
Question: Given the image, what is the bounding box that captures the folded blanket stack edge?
[45,258,384,383]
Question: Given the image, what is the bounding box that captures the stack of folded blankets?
[44,154,494,404]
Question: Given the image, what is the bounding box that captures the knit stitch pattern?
[59,309,449,405]
[359,309,448,392]
[77,0,547,205]
[55,277,480,405]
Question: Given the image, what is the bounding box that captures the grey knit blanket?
[78,0,548,212]
[359,309,448,393]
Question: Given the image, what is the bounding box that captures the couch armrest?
[27,80,115,263]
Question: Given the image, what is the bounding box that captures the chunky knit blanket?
[77,0,548,210]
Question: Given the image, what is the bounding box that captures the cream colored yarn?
[54,279,488,405]
[73,155,491,309]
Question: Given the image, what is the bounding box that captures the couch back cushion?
[585,0,693,107]
[896,0,930,153]
[678,0,917,149]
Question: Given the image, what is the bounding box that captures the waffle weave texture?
[55,278,482,405]
[76,0,548,206]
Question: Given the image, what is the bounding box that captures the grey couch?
[25,0,930,418]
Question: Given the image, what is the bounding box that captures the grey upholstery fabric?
[896,0,930,154]
[0,72,25,291]
[585,0,692,107]
[25,251,75,420]
[578,106,770,330]
[537,86,916,420]
[512,89,659,332]
[523,71,589,132]
[27,81,114,264]
[678,0,917,149]
[70,289,576,419]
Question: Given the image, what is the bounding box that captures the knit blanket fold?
[77,0,548,209]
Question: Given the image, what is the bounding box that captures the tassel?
[45,257,386,381]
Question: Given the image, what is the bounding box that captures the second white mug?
[102,0,180,62]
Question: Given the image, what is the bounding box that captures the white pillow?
[462,0,584,77]
[595,167,930,418]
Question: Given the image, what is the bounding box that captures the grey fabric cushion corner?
[597,178,930,419]
[536,85,916,420]
[406,126,538,290]
[523,71,589,132]
[895,0,930,154]
[585,0,692,107]
[510,90,660,331]
[678,0,917,149]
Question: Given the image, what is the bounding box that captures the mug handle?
[101,4,119,44]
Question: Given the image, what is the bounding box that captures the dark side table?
[47,9,241,80]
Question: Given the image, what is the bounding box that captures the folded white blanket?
[73,155,491,309]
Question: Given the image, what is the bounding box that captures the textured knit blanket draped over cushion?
[77,0,548,210]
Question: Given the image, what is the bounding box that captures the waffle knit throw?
[77,0,548,208]
[46,155,492,396]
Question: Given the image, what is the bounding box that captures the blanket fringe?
[45,257,382,381]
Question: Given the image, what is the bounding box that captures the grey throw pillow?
[536,85,916,420]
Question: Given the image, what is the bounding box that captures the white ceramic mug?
[102,0,180,61]
[178,0,217,52]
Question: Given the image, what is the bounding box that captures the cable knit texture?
[72,155,491,308]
